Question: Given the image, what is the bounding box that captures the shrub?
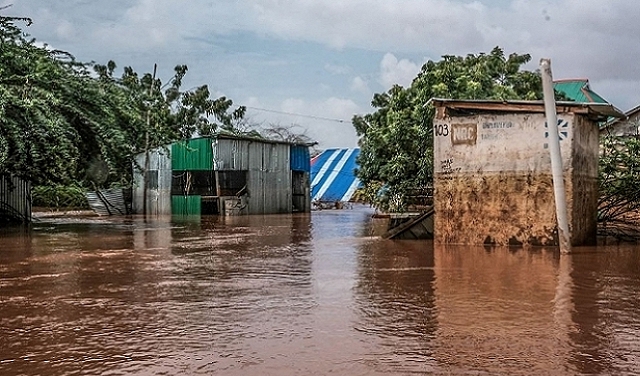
[32,184,89,210]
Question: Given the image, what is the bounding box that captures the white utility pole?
[540,58,571,254]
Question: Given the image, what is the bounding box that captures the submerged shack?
[431,99,624,246]
[132,134,311,216]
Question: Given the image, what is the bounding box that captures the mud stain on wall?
[435,173,559,245]
[435,171,598,246]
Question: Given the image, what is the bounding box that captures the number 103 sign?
[434,123,477,146]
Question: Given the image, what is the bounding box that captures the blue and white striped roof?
[310,148,361,202]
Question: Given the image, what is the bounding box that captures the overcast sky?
[4,1,640,148]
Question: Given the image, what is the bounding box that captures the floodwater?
[1,207,640,375]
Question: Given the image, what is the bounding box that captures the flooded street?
[2,206,640,375]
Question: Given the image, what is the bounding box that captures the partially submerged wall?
[569,115,599,245]
[215,138,293,215]
[0,174,31,223]
[433,110,598,246]
[132,137,310,216]
[132,147,172,215]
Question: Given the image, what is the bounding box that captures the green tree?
[0,14,245,191]
[0,15,148,187]
[353,47,548,211]
[0,15,91,185]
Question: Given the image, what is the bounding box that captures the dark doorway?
[201,196,220,215]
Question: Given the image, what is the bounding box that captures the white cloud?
[55,20,74,40]
[323,97,361,121]
[244,97,262,108]
[302,97,360,148]
[379,53,420,89]
[8,0,640,121]
[281,98,307,115]
[90,0,180,49]
[245,0,487,52]
[235,1,640,104]
[325,63,351,75]
[242,97,360,148]
[350,76,370,95]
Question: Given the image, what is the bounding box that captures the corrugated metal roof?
[86,188,127,216]
[310,148,361,202]
[553,79,609,104]
[430,98,625,120]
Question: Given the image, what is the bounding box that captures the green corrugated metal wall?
[171,195,201,216]
[171,138,213,170]
[171,138,211,216]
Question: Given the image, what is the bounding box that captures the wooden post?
[142,63,157,216]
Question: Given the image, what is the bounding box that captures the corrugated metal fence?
[0,174,31,223]
[85,188,127,216]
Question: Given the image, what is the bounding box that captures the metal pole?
[540,58,571,253]
[142,63,157,217]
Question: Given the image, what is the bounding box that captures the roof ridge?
[553,78,590,83]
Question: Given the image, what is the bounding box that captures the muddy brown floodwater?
[1,206,640,375]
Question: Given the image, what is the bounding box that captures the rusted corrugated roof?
[603,103,640,129]
[429,98,625,121]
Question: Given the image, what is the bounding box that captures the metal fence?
[0,174,31,223]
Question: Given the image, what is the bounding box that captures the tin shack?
[132,134,311,216]
[431,99,624,246]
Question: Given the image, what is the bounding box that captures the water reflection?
[568,247,640,374]
[0,213,317,375]
[2,210,640,375]
[430,246,565,374]
[354,242,640,375]
[354,240,437,374]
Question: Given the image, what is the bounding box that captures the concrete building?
[431,99,624,246]
[132,134,311,216]
[601,104,640,137]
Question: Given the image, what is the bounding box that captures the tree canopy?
[353,47,549,211]
[0,15,245,188]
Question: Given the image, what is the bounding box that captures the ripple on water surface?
[2,210,640,375]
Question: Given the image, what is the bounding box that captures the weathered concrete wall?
[569,115,599,245]
[603,111,640,137]
[435,173,558,245]
[434,111,598,246]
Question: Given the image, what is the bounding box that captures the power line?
[244,106,349,124]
